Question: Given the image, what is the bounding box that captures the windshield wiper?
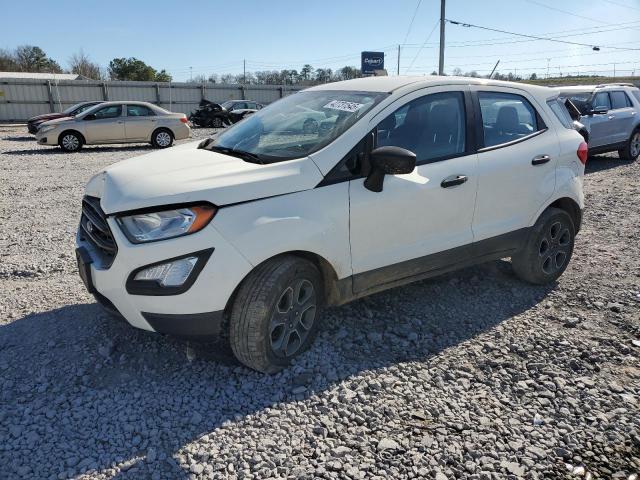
[203,145,265,164]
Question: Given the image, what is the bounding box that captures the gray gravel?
[0,125,639,479]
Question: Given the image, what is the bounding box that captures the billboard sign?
[361,51,385,75]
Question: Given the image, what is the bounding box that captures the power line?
[405,20,440,74]
[446,19,640,51]
[525,0,640,28]
[400,20,640,47]
[402,0,423,45]
[603,0,640,12]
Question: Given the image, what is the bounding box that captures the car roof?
[306,75,556,98]
[554,83,638,93]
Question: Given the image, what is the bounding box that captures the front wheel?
[211,117,223,128]
[618,129,640,161]
[512,208,575,285]
[59,132,83,152]
[229,256,323,373]
[151,129,173,148]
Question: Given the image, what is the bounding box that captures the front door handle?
[531,154,551,166]
[117,121,124,124]
[441,175,468,188]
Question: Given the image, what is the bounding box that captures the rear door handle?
[117,121,124,124]
[531,154,551,166]
[441,175,468,188]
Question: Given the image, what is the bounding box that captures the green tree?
[14,45,62,73]
[108,57,171,82]
[155,69,172,82]
[300,64,314,81]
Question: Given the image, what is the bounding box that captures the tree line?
[2,44,564,84]
[0,45,365,85]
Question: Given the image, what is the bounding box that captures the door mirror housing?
[84,113,96,121]
[589,106,608,115]
[364,146,416,192]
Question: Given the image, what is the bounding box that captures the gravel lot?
[0,125,638,480]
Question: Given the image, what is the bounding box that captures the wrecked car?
[188,99,263,128]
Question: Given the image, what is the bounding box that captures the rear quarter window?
[546,99,573,129]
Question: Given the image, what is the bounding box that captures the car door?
[124,104,157,141]
[83,105,124,143]
[608,90,635,144]
[588,91,613,148]
[472,87,559,244]
[348,87,479,292]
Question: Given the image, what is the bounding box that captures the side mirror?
[364,146,416,193]
[84,113,96,121]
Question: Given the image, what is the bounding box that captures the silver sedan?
[35,101,191,152]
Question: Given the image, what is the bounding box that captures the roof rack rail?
[595,83,635,88]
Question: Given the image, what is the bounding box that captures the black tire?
[211,117,223,128]
[618,128,640,161]
[58,131,83,152]
[151,128,173,148]
[512,208,575,285]
[229,256,323,373]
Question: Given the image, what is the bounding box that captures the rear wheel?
[512,208,575,285]
[229,256,323,373]
[618,129,640,161]
[151,129,173,148]
[59,131,83,152]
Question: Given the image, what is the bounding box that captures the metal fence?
[0,79,305,121]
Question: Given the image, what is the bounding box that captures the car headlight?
[117,204,217,244]
[40,125,57,133]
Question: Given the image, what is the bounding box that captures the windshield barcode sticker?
[323,100,365,113]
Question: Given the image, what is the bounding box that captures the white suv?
[77,76,587,373]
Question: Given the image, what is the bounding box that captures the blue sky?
[2,0,639,80]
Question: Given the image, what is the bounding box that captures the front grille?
[80,196,117,268]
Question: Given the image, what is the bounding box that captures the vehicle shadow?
[585,153,634,174]
[0,260,555,479]
[3,135,34,141]
[2,145,155,156]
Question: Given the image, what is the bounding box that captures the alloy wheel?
[539,220,571,275]
[269,279,317,358]
[62,134,80,151]
[156,131,171,147]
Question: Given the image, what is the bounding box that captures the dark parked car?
[27,101,103,134]
[188,99,263,128]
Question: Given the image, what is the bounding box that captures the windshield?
[558,92,592,115]
[205,90,388,163]
[63,102,91,115]
[221,101,235,109]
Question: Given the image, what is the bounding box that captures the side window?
[547,99,573,129]
[233,102,248,110]
[375,91,466,163]
[593,92,611,111]
[127,105,155,116]
[610,91,630,109]
[478,92,541,148]
[93,105,122,119]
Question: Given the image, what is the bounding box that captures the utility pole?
[243,59,246,84]
[189,66,193,82]
[397,44,401,76]
[613,63,616,78]
[546,58,550,79]
[489,60,500,79]
[438,0,446,75]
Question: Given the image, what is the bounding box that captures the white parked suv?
[77,76,587,373]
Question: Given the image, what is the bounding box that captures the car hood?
[87,141,324,214]
[28,112,67,123]
[39,117,76,128]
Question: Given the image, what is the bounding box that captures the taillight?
[577,142,588,165]
[180,117,188,123]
